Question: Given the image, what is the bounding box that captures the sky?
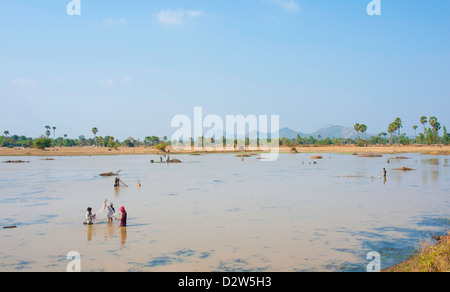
[0,0,449,140]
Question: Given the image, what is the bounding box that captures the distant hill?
[279,125,375,139]
[221,125,374,140]
[279,127,306,139]
[311,125,358,139]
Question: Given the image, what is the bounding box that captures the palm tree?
[359,124,367,140]
[45,125,51,138]
[97,136,104,147]
[92,127,99,147]
[429,116,437,129]
[3,131,9,137]
[354,123,360,139]
[380,132,387,145]
[420,116,427,138]
[388,123,398,145]
[429,117,441,143]
[443,126,449,145]
[387,124,393,144]
[413,125,418,143]
[52,126,56,139]
[394,118,402,143]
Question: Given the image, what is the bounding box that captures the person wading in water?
[116,206,127,227]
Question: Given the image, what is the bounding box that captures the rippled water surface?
[1,153,449,271]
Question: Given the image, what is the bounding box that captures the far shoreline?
[0,145,449,157]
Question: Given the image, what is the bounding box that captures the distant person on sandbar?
[116,206,127,227]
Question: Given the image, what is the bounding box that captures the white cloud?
[156,8,203,26]
[11,78,38,87]
[100,79,115,86]
[185,10,203,18]
[100,77,130,86]
[266,0,300,13]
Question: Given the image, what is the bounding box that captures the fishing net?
[86,199,116,224]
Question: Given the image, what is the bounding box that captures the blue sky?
[0,0,449,140]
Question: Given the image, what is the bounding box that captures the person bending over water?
[85,207,96,225]
[107,202,116,222]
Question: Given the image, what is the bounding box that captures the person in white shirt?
[85,207,96,225]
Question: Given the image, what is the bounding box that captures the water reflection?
[86,223,127,246]
[420,157,444,185]
[422,158,439,165]
[0,153,449,272]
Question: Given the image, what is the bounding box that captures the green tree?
[426,128,433,145]
[3,131,9,137]
[394,118,402,144]
[34,138,52,150]
[413,125,418,142]
[359,124,367,140]
[155,141,167,152]
[354,123,360,139]
[78,135,87,146]
[428,117,441,143]
[420,116,427,140]
[92,127,98,146]
[442,126,449,145]
[52,127,57,139]
[145,136,160,146]
[45,125,51,138]
[388,123,397,145]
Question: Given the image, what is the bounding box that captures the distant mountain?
[279,127,305,139]
[311,125,357,139]
[278,125,375,139]
[221,125,374,140]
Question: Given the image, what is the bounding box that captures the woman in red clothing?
[116,206,127,227]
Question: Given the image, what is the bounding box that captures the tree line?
[1,117,449,150]
[0,126,171,150]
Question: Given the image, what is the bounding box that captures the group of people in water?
[85,201,127,227]
[85,174,141,227]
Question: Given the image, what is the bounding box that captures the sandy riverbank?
[0,145,449,157]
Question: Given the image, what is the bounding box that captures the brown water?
[0,153,449,272]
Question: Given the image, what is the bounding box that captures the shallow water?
[0,153,449,272]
